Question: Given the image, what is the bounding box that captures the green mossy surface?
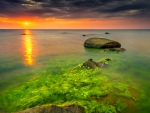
[0,51,150,113]
[0,58,144,113]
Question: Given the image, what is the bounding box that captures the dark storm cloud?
[105,2,150,12]
[0,0,150,19]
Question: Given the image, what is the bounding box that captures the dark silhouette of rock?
[105,32,110,34]
[17,104,84,113]
[21,33,30,35]
[105,58,111,61]
[84,38,121,49]
[21,33,26,35]
[83,58,111,69]
[83,59,97,69]
[82,35,86,36]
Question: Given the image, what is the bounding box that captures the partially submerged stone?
[105,58,111,61]
[84,38,121,49]
[105,32,110,34]
[83,58,111,69]
[83,59,97,69]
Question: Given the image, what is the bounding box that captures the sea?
[0,29,150,112]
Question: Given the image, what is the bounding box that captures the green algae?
[0,59,144,113]
[0,52,150,113]
[113,83,132,99]
[115,100,127,112]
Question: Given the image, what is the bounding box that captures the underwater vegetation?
[0,58,146,113]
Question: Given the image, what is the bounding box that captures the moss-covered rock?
[83,58,111,69]
[17,104,84,113]
[0,58,144,113]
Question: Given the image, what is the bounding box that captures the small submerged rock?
[105,32,110,34]
[105,58,111,61]
[21,33,30,35]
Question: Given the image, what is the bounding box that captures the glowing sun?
[24,22,29,26]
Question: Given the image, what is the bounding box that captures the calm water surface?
[0,29,150,112]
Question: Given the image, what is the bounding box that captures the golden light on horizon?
[24,22,29,26]
[1,17,149,29]
[23,30,34,66]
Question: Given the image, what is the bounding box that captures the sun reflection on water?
[23,30,34,66]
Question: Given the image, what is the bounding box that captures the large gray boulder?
[84,38,121,49]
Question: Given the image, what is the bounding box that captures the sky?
[0,0,150,29]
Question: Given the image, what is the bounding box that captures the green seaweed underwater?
[0,56,148,113]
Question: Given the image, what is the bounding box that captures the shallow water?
[0,29,150,112]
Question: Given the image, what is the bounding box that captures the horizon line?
[0,28,150,30]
